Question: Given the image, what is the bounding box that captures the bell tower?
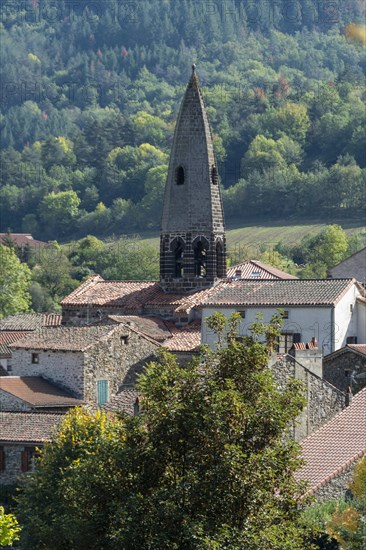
[160,65,226,293]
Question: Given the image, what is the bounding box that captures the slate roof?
[0,412,64,443]
[296,387,366,494]
[0,331,30,356]
[61,275,220,315]
[0,233,49,248]
[203,278,360,307]
[10,325,117,352]
[328,247,366,283]
[104,315,171,342]
[0,313,62,331]
[227,260,297,280]
[0,377,82,408]
[104,388,139,416]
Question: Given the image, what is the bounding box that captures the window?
[97,380,109,407]
[175,165,185,185]
[193,237,209,278]
[133,398,140,416]
[277,333,301,353]
[211,165,218,185]
[216,240,225,278]
[250,271,261,278]
[170,237,185,278]
[346,336,357,344]
[283,311,289,319]
[31,353,39,364]
[237,310,246,319]
[350,304,354,313]
[121,335,129,345]
[21,447,37,473]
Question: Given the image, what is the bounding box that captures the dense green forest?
[0,0,365,241]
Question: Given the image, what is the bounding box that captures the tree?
[0,245,31,318]
[17,313,313,549]
[0,507,21,547]
[39,191,81,239]
[327,457,366,548]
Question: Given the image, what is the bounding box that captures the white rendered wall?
[356,301,366,344]
[334,285,361,349]
[202,306,333,352]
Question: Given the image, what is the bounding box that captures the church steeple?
[160,65,226,293]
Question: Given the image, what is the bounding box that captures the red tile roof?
[0,412,64,443]
[163,321,201,352]
[105,315,171,342]
[0,331,31,356]
[324,344,366,362]
[296,387,366,494]
[0,313,62,331]
[0,377,82,408]
[61,275,221,315]
[10,325,117,352]
[0,233,49,248]
[204,278,360,307]
[348,344,366,356]
[227,260,297,280]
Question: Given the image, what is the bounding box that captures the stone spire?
[160,65,226,293]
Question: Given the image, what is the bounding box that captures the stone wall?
[313,460,358,502]
[324,350,366,394]
[82,326,158,406]
[0,444,37,486]
[0,390,31,411]
[270,354,346,441]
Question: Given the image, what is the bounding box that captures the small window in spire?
[175,166,185,185]
[211,165,218,185]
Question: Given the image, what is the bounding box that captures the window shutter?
[0,448,5,471]
[21,449,29,472]
[97,380,108,407]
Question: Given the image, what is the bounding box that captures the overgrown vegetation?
[1,1,365,241]
[16,313,317,548]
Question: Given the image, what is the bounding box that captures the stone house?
[0,313,62,373]
[10,324,159,408]
[201,278,365,354]
[296,386,366,501]
[0,412,64,486]
[269,352,346,442]
[323,344,366,394]
[328,246,366,286]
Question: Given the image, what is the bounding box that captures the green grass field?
[137,217,365,261]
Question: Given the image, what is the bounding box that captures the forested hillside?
[1,0,365,241]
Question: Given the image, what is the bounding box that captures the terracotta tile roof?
[61,275,221,315]
[348,344,366,356]
[0,331,30,356]
[203,278,359,307]
[104,387,139,415]
[0,377,82,408]
[227,260,297,280]
[324,344,366,362]
[10,325,117,352]
[99,315,202,352]
[296,387,366,494]
[0,411,64,443]
[0,233,49,248]
[104,315,172,342]
[163,320,201,352]
[0,313,62,331]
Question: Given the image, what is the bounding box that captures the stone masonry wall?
[324,351,366,394]
[83,326,158,406]
[270,354,346,442]
[11,348,84,397]
[0,444,37,486]
[0,390,31,411]
[313,460,359,502]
